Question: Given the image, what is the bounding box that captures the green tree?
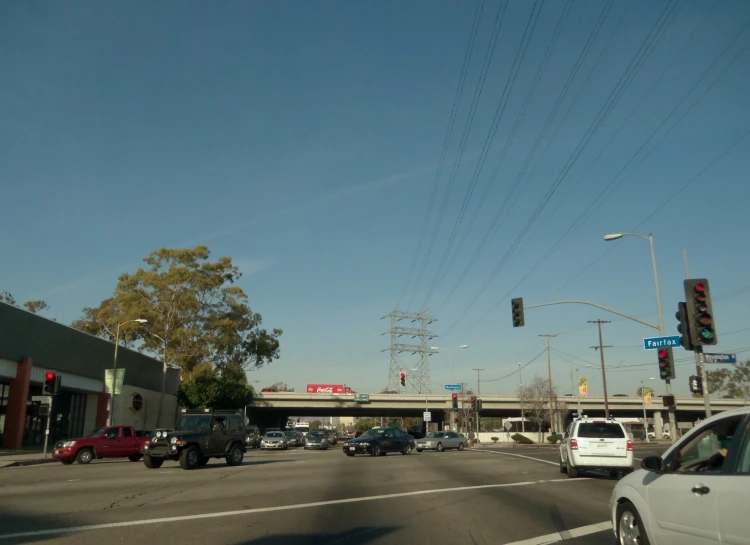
[310,420,323,429]
[706,361,750,399]
[1,291,50,315]
[355,417,380,432]
[71,246,282,378]
[177,366,254,410]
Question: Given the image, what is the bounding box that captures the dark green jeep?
[143,409,247,470]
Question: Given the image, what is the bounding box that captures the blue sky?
[2,0,749,400]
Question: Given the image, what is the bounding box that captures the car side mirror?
[641,455,664,473]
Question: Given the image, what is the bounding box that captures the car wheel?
[402,444,411,455]
[567,462,578,478]
[559,458,566,473]
[60,459,74,465]
[144,455,163,469]
[180,446,200,470]
[226,444,244,466]
[436,442,444,452]
[416,449,423,452]
[371,445,380,457]
[457,442,464,451]
[76,448,93,464]
[128,455,142,462]
[199,457,210,466]
[616,501,650,545]
[346,452,355,457]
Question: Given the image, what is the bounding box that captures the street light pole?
[605,232,677,443]
[109,318,147,426]
[641,379,655,443]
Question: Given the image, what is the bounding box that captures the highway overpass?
[248,391,745,423]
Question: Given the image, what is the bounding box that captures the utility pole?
[539,334,558,433]
[684,249,711,420]
[589,320,612,418]
[381,309,438,394]
[473,368,484,437]
[518,362,525,433]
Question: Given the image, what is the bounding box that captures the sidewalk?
[0,451,58,469]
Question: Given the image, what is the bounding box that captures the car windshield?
[266,432,284,438]
[284,431,295,436]
[426,432,444,438]
[175,416,212,431]
[577,423,625,438]
[87,428,104,437]
[309,431,326,437]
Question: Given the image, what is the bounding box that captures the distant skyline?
[2,1,749,398]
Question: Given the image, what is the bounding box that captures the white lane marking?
[0,478,590,540]
[67,479,80,482]
[501,521,610,545]
[468,448,559,467]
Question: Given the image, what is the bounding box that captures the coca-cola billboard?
[307,384,354,394]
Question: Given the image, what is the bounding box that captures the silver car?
[416,431,466,452]
[261,431,288,450]
[304,430,329,450]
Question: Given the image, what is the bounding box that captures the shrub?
[547,434,562,444]
[491,437,499,444]
[511,433,534,444]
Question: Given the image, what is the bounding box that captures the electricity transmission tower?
[381,308,438,393]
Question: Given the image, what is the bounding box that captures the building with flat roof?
[0,302,180,449]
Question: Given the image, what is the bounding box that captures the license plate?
[349,446,355,451]
[597,443,609,447]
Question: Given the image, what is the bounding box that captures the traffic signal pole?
[684,250,712,419]
[42,395,53,458]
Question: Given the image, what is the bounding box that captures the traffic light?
[683,279,717,346]
[476,398,482,412]
[452,393,458,412]
[43,372,61,395]
[658,348,675,380]
[400,372,406,387]
[511,297,525,327]
[676,302,694,351]
[470,396,477,411]
[689,375,703,394]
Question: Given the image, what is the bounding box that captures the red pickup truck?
[52,426,149,465]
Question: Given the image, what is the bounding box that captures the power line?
[398,0,486,306]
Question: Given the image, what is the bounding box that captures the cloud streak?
[180,164,433,246]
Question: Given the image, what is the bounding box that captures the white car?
[610,406,750,545]
[559,417,634,478]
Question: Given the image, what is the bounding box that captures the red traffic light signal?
[683,278,717,346]
[452,393,458,412]
[511,297,525,327]
[658,348,675,380]
[43,372,60,395]
[400,372,406,387]
[470,396,477,411]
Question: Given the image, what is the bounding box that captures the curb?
[0,458,58,469]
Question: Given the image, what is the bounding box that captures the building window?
[0,381,10,444]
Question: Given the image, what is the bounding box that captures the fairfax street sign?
[445,384,462,391]
[643,335,681,350]
[704,353,737,364]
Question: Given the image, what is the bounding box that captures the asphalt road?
[0,443,669,545]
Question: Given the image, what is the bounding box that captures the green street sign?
[354,393,370,403]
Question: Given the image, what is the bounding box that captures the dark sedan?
[343,427,414,457]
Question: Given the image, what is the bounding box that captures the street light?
[430,345,468,383]
[641,378,656,442]
[604,231,676,443]
[147,331,170,428]
[109,318,148,426]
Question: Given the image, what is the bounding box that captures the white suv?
[559,417,634,478]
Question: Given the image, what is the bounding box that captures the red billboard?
[307,384,355,394]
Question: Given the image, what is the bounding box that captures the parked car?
[261,431,288,450]
[143,409,247,470]
[559,417,634,478]
[416,431,466,452]
[610,406,749,545]
[343,427,413,457]
[51,426,149,465]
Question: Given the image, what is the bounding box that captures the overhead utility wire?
[397,0,486,306]
[406,0,509,310]
[441,0,679,339]
[434,0,616,315]
[422,0,550,308]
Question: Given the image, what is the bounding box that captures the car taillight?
[570,439,578,450]
[626,440,633,452]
